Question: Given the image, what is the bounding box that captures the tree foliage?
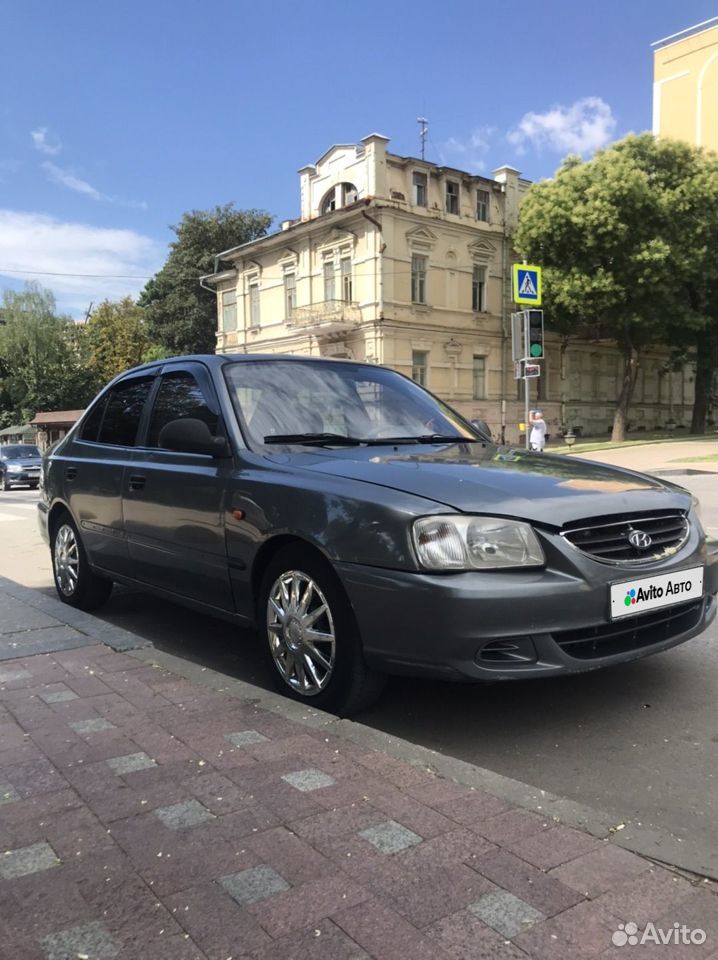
[0,284,96,424]
[140,204,272,355]
[84,296,154,386]
[514,134,718,439]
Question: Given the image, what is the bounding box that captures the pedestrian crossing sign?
[512,264,542,305]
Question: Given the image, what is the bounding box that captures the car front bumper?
[336,535,718,682]
[3,469,41,485]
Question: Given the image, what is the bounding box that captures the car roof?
[122,353,370,377]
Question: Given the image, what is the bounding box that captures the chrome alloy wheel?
[266,570,336,696]
[54,523,79,597]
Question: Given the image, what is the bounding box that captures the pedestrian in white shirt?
[529,409,547,452]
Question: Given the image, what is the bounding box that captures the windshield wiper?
[371,434,484,444]
[264,432,364,446]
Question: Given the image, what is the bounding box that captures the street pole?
[524,372,530,450]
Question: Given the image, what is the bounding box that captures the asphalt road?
[0,473,716,877]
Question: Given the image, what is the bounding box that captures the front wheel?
[259,545,385,716]
[51,514,113,611]
[0,474,9,491]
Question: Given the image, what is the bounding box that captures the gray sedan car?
[0,443,42,490]
[38,355,717,713]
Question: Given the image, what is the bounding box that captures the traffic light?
[524,309,544,359]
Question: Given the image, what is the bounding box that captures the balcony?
[289,300,361,339]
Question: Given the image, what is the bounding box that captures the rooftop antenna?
[417,116,428,161]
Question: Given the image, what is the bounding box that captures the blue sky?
[1,0,715,316]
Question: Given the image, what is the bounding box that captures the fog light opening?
[478,637,538,664]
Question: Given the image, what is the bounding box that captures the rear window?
[95,378,153,447]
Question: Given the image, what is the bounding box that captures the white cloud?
[42,161,103,200]
[442,126,495,171]
[31,127,62,156]
[41,162,148,210]
[0,210,165,315]
[507,97,616,156]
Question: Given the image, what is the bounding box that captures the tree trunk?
[611,341,639,442]
[690,342,715,434]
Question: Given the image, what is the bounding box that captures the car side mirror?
[470,419,492,442]
[158,418,230,458]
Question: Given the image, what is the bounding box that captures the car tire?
[0,474,9,491]
[258,544,386,716]
[28,483,39,490]
[51,513,113,611]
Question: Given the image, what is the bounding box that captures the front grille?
[561,511,689,564]
[553,599,703,659]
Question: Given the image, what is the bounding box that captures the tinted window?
[97,378,153,447]
[80,396,108,442]
[147,372,219,448]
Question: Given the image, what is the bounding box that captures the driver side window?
[147,372,219,448]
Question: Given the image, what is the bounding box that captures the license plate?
[610,566,703,619]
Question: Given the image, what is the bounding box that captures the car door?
[59,372,155,577]
[122,363,234,612]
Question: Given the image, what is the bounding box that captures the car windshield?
[224,359,478,447]
[1,445,40,459]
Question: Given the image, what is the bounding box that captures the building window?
[341,258,353,302]
[472,265,486,312]
[446,180,459,215]
[411,254,427,304]
[412,171,427,207]
[284,272,296,319]
[249,283,260,328]
[412,350,428,387]
[323,261,335,301]
[222,289,237,331]
[473,356,486,399]
[476,189,490,222]
[320,182,358,214]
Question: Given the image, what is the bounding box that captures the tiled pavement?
[1,644,716,959]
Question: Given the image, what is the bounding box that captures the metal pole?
[524,374,530,450]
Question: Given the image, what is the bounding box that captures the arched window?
[320,183,359,214]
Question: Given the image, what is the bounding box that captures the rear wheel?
[259,545,385,716]
[51,514,113,611]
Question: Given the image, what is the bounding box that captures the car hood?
[268,443,690,526]
[3,457,41,468]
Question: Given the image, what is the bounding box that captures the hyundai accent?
[38,355,717,714]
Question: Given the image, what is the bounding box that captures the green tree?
[0,284,96,422]
[514,134,718,440]
[140,204,272,355]
[84,296,154,386]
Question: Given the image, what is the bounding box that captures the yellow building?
[652,17,718,152]
[207,134,696,442]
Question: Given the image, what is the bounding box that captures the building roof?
[651,16,717,50]
[30,410,85,426]
[0,424,35,437]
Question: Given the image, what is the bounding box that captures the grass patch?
[545,433,714,455]
[668,454,718,464]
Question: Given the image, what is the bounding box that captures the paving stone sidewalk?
[1,634,716,957]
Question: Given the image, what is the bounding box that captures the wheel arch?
[48,499,74,539]
[251,534,349,619]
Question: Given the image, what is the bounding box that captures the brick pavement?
[1,639,715,959]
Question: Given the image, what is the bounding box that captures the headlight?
[7,464,22,473]
[413,515,545,570]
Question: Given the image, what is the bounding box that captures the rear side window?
[96,378,153,447]
[80,396,108,442]
[146,371,219,448]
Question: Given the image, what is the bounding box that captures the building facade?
[208,134,695,443]
[652,17,718,152]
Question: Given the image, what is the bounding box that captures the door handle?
[128,474,146,491]
[65,466,78,481]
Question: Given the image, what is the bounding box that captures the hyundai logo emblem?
[628,529,652,550]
